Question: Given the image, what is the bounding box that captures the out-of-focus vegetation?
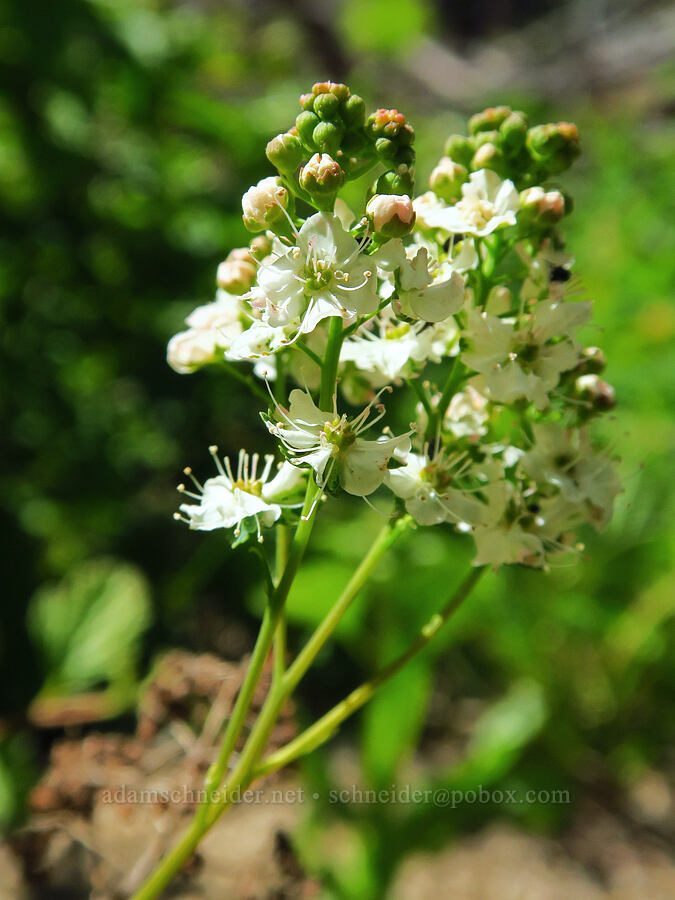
[1,0,674,895]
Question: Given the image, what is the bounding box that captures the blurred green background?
[1,0,674,895]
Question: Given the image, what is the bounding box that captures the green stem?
[282,515,413,696]
[195,479,319,825]
[273,525,291,684]
[296,339,323,368]
[254,565,486,778]
[221,359,269,404]
[408,378,433,421]
[319,316,343,409]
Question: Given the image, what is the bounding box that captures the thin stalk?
[273,524,291,684]
[254,565,486,778]
[221,359,269,404]
[283,515,413,696]
[319,316,343,409]
[196,478,320,823]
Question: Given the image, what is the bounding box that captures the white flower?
[521,423,620,529]
[445,385,490,438]
[340,311,458,382]
[267,388,410,497]
[420,169,519,237]
[175,448,304,542]
[462,300,591,409]
[470,479,546,568]
[387,450,487,527]
[226,319,289,362]
[167,292,243,374]
[251,212,378,339]
[374,239,472,323]
[518,241,574,302]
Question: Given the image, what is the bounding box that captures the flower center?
[385,323,411,340]
[323,418,356,452]
[512,340,539,370]
[420,462,453,491]
[304,257,334,292]
[457,197,494,230]
[233,478,263,496]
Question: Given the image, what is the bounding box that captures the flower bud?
[471,142,506,176]
[266,132,305,174]
[376,168,414,196]
[299,92,315,111]
[575,374,616,414]
[296,110,320,149]
[469,106,511,135]
[366,193,415,237]
[312,120,342,156]
[242,176,289,233]
[500,111,528,154]
[299,153,344,197]
[343,94,366,128]
[578,346,606,374]
[314,91,341,120]
[443,134,474,167]
[429,157,467,202]
[216,255,256,294]
[526,122,580,173]
[519,187,566,225]
[249,234,272,260]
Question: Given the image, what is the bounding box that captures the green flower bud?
[299,93,315,111]
[299,153,344,197]
[266,132,305,174]
[314,91,341,121]
[366,193,415,238]
[249,234,272,260]
[376,168,414,196]
[473,129,501,149]
[312,120,342,155]
[469,106,511,135]
[375,136,397,159]
[242,176,290,233]
[444,134,474,167]
[519,186,566,225]
[526,122,580,173]
[471,142,506,176]
[500,111,528,154]
[343,94,366,128]
[296,110,320,149]
[428,157,467,202]
[328,82,350,101]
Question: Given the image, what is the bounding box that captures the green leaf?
[451,679,547,788]
[28,558,151,695]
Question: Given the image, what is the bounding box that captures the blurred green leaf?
[28,557,151,694]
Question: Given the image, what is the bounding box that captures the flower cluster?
[168,87,619,569]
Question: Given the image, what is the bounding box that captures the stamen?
[183,466,203,490]
[209,445,226,476]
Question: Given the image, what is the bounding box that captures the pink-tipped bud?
[299,152,344,197]
[242,176,289,233]
[366,193,416,237]
[519,187,566,225]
